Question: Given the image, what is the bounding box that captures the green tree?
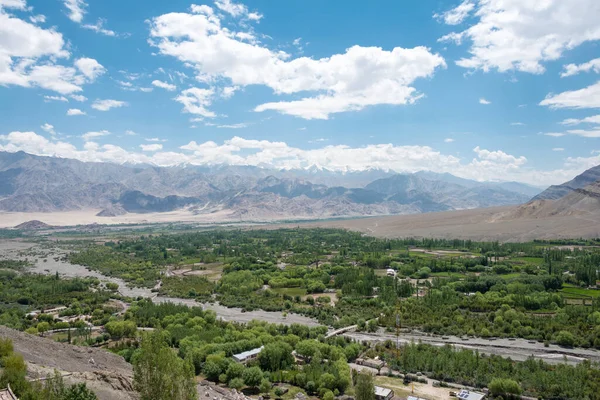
[229,378,244,390]
[489,378,522,397]
[243,366,263,388]
[63,383,98,400]
[259,379,271,394]
[258,342,294,372]
[132,331,197,400]
[226,363,245,383]
[0,353,29,396]
[37,321,51,337]
[354,373,374,400]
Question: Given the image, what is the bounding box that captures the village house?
[232,346,264,363]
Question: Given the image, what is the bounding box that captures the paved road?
[344,330,600,365]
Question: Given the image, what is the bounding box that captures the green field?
[560,284,600,298]
[511,257,544,265]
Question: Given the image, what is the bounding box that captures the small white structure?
[374,386,393,400]
[232,346,264,363]
[457,390,486,400]
[386,268,396,277]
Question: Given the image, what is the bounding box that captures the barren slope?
[0,326,137,400]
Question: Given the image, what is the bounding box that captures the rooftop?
[232,346,264,361]
[374,386,393,397]
[457,390,486,400]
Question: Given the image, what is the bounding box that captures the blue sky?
[1,0,600,185]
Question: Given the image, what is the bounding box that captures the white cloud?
[74,58,106,80]
[0,0,26,10]
[175,88,216,117]
[544,132,565,137]
[510,122,525,126]
[217,123,248,129]
[479,98,491,105]
[149,8,445,119]
[145,137,167,142]
[561,58,600,78]
[444,138,454,143]
[81,130,110,140]
[140,143,163,152]
[139,87,153,92]
[70,94,87,102]
[125,130,137,136]
[561,115,600,125]
[439,0,600,74]
[66,108,86,116]
[0,10,103,95]
[553,148,565,152]
[540,81,600,109]
[40,123,55,134]
[63,0,86,23]
[29,15,46,24]
[82,19,116,37]
[434,1,474,25]
[221,86,238,99]
[152,79,176,91]
[214,0,261,20]
[44,95,69,102]
[91,99,128,111]
[565,129,600,138]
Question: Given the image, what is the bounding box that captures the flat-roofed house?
[374,386,393,400]
[232,346,264,363]
[457,389,486,400]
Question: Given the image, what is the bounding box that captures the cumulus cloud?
[40,123,55,134]
[479,98,491,105]
[0,0,27,10]
[0,131,590,186]
[152,79,176,91]
[444,138,454,143]
[175,88,215,117]
[66,108,86,116]
[434,1,474,25]
[140,143,163,152]
[125,130,137,136]
[91,99,128,111]
[540,81,600,109]
[561,58,600,78]
[215,0,262,20]
[0,9,102,94]
[510,122,525,126]
[145,137,167,142]
[63,0,86,23]
[148,4,445,119]
[74,58,106,80]
[438,0,600,74]
[553,148,565,151]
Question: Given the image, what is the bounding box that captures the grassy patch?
[560,284,600,298]
[511,257,544,265]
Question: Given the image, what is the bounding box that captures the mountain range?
[0,151,542,220]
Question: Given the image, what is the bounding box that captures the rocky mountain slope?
[0,151,539,219]
[533,165,600,200]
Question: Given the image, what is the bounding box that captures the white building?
[232,346,264,363]
[457,389,486,400]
